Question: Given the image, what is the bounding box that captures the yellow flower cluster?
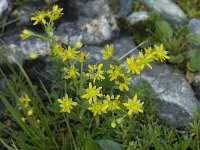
[19,4,171,130]
[100,44,114,59]
[76,44,168,116]
[52,42,90,63]
[126,44,169,75]
[81,82,144,117]
[86,64,105,83]
[20,4,63,41]
[31,5,63,26]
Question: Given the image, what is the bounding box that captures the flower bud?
[29,53,39,59]
[116,117,123,124]
[74,41,83,49]
[27,109,33,116]
[111,121,116,128]
[20,29,34,40]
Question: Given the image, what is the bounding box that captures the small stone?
[138,0,187,24]
[188,18,200,34]
[118,0,133,16]
[127,11,149,25]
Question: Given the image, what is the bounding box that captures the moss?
[176,0,200,18]
[131,1,148,13]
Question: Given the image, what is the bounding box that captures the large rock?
[56,15,119,46]
[10,6,35,26]
[69,0,111,18]
[56,0,119,45]
[0,0,11,20]
[134,62,200,128]
[1,32,49,63]
[138,0,187,24]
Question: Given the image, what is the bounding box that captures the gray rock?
[188,18,200,34]
[134,62,200,127]
[118,0,133,16]
[127,11,149,25]
[69,0,111,19]
[138,0,187,24]
[0,0,11,20]
[11,6,35,25]
[80,35,136,63]
[56,15,119,45]
[1,32,49,63]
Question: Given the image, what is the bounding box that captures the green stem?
[66,116,77,150]
[119,40,148,61]
[79,62,84,94]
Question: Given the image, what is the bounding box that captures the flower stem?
[66,116,77,150]
[119,40,148,61]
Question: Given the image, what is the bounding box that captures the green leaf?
[187,50,200,71]
[180,139,190,150]
[186,33,200,45]
[0,138,15,150]
[169,54,184,64]
[96,139,123,150]
[84,138,98,150]
[155,20,173,39]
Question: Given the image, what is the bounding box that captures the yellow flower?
[153,44,169,62]
[29,53,39,59]
[76,52,90,63]
[100,44,114,59]
[82,83,103,104]
[115,75,131,91]
[126,56,141,74]
[88,100,107,116]
[63,66,79,79]
[123,95,144,116]
[57,93,77,113]
[20,29,34,40]
[144,47,153,55]
[107,65,124,81]
[63,46,80,61]
[74,41,83,49]
[27,108,34,116]
[19,94,31,108]
[136,52,153,69]
[86,64,105,83]
[103,94,120,111]
[52,44,64,56]
[111,121,116,128]
[31,11,47,25]
[49,5,63,21]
